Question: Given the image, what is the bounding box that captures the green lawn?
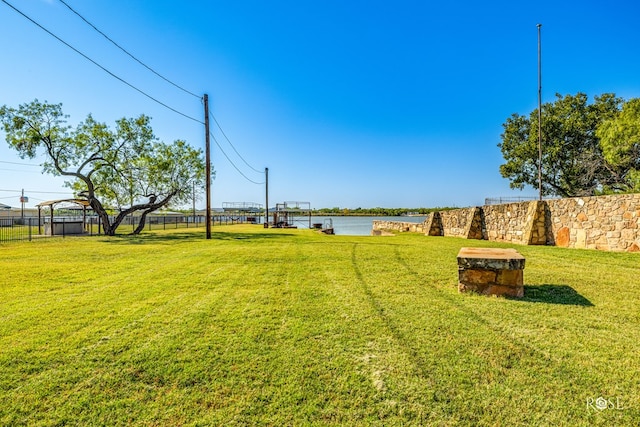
[1,226,638,426]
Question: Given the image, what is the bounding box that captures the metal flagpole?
[537,23,543,201]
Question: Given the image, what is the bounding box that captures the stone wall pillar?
[524,200,547,245]
[464,207,484,240]
[424,211,443,236]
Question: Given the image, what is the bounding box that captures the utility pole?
[264,167,269,228]
[537,23,543,201]
[204,94,212,239]
[192,180,196,223]
[21,188,25,221]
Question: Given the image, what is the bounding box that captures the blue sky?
[1,0,639,210]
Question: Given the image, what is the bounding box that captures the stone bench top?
[457,247,525,270]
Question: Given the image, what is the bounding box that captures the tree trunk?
[87,197,116,235]
[109,192,177,235]
[131,209,152,235]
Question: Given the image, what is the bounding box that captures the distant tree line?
[312,207,452,216]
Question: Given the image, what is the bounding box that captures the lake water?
[293,216,427,236]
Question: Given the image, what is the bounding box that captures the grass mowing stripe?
[1,226,638,425]
[347,236,638,425]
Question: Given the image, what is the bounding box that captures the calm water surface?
[296,216,426,236]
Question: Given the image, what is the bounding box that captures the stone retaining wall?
[371,220,427,234]
[482,200,546,245]
[371,193,640,252]
[439,207,483,239]
[546,194,640,251]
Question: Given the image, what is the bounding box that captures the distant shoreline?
[309,213,427,217]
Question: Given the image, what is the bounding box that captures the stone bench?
[457,247,525,297]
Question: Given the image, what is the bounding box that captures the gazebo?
[36,199,92,236]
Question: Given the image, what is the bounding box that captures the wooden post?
[204,94,212,239]
[264,167,269,228]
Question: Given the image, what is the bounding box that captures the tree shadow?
[516,284,594,306]
[210,231,296,241]
[99,230,296,245]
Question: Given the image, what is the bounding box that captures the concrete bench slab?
[457,247,525,297]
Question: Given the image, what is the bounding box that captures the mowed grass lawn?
[1,225,639,426]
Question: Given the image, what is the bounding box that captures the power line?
[209,111,264,174]
[57,0,201,100]
[0,168,45,174]
[0,188,73,194]
[0,160,41,167]
[209,132,265,185]
[1,0,204,125]
[3,2,267,192]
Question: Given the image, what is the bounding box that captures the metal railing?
[484,197,539,206]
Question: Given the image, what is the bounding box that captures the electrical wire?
[0,188,73,194]
[0,160,41,167]
[0,168,45,174]
[1,0,204,125]
[57,0,201,100]
[209,132,265,185]
[3,1,267,192]
[209,111,264,174]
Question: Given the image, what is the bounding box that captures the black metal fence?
[0,214,261,243]
[0,217,38,242]
[484,196,539,205]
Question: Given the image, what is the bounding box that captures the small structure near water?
[311,219,334,234]
[222,202,264,224]
[272,201,312,229]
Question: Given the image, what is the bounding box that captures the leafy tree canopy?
[499,92,624,197]
[596,98,640,193]
[0,100,206,235]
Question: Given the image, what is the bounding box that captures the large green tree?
[596,98,640,193]
[0,100,206,235]
[498,92,623,197]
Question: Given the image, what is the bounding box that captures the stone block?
[496,269,523,286]
[576,229,587,249]
[556,227,570,247]
[459,269,496,285]
[487,284,524,298]
[457,247,525,270]
[457,248,525,298]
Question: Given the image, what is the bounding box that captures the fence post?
[29,217,32,242]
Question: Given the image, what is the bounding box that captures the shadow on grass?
[518,284,594,306]
[100,230,295,244]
